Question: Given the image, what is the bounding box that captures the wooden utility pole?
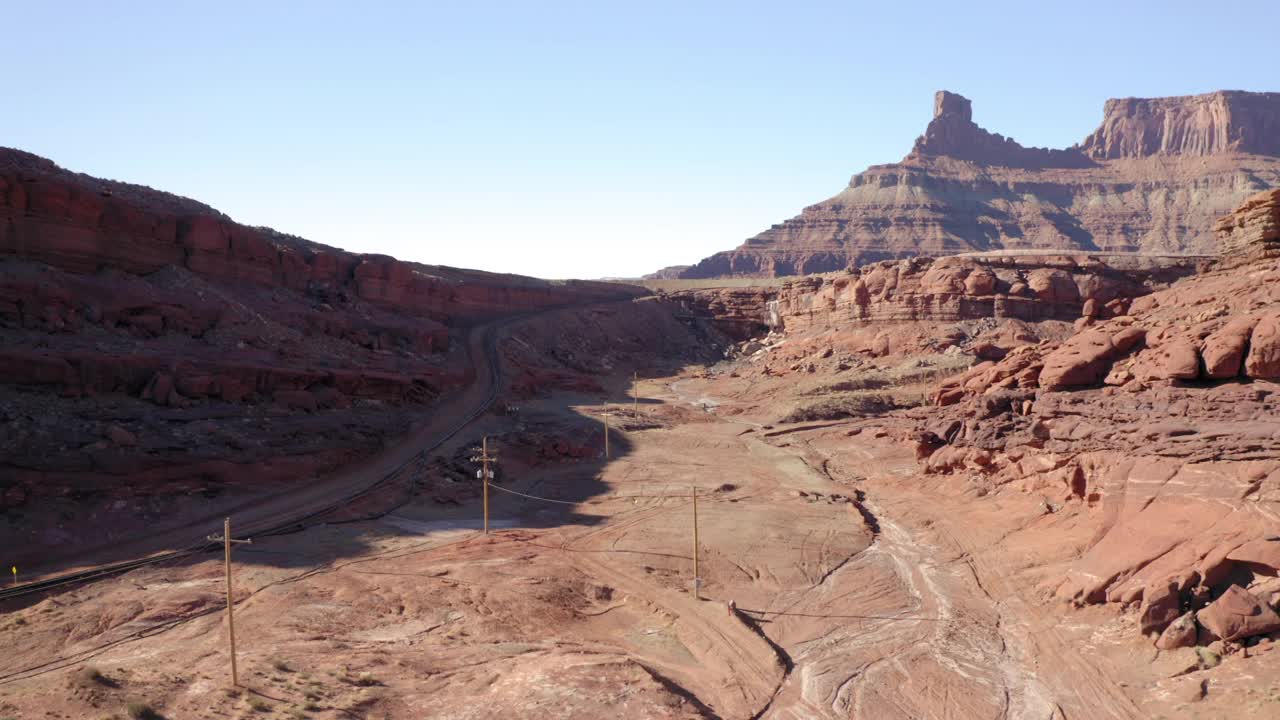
[602,410,611,459]
[691,485,700,600]
[207,518,252,686]
[471,437,497,534]
[483,436,490,534]
[633,371,639,414]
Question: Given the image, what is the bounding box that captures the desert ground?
[5,334,1279,719]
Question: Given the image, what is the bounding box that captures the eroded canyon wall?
[916,188,1280,646]
[0,147,642,518]
[671,253,1203,340]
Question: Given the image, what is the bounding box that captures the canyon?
[0,146,645,567]
[676,89,1280,278]
[2,148,1280,720]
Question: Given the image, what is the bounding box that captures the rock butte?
[676,89,1280,278]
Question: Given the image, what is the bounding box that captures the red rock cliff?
[0,148,643,524]
[671,253,1202,340]
[676,90,1280,278]
[1079,91,1280,159]
[0,147,639,326]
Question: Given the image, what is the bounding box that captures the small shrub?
[247,696,271,712]
[126,702,164,720]
[79,666,114,686]
[272,658,293,673]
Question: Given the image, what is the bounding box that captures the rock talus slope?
[679,89,1280,277]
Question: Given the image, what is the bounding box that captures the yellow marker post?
[10,566,15,586]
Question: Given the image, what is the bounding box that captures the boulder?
[1027,269,1081,305]
[1202,316,1257,379]
[1039,327,1144,391]
[1155,612,1198,650]
[971,342,1007,361]
[1139,579,1183,635]
[1159,337,1202,380]
[1196,585,1280,642]
[1244,314,1280,379]
[963,267,997,296]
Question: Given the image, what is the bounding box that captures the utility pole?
[602,410,611,459]
[633,371,639,415]
[207,518,252,686]
[691,485,700,600]
[470,437,498,534]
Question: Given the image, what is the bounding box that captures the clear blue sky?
[7,1,1277,278]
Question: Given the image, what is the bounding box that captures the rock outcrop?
[1079,92,1280,159]
[0,148,643,518]
[675,90,1280,278]
[912,91,1093,169]
[0,147,638,324]
[913,190,1280,644]
[1214,187,1280,267]
[671,253,1201,340]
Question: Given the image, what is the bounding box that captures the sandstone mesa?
[676,89,1280,278]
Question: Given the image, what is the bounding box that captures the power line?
[487,483,582,505]
[486,482,702,505]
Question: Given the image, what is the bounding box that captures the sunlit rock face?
[678,90,1280,278]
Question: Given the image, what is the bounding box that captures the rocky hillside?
[677,89,1280,278]
[670,253,1203,344]
[918,187,1280,649]
[667,188,1280,706]
[0,148,642,558]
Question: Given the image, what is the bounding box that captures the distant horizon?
[7,1,1278,279]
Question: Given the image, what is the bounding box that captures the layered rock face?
[671,253,1202,340]
[0,148,642,515]
[0,148,635,323]
[912,91,1093,169]
[678,90,1280,278]
[1214,188,1280,266]
[1080,91,1280,159]
[916,190,1280,646]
